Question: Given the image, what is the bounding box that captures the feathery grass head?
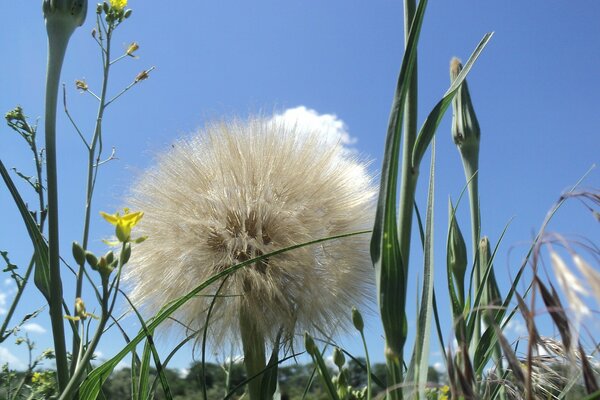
[124,116,376,347]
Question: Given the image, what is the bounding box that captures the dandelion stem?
[240,305,266,400]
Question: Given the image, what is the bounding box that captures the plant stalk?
[72,23,113,374]
[240,305,266,400]
[44,21,71,391]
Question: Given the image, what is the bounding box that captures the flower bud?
[448,199,468,302]
[103,250,115,264]
[72,241,86,265]
[74,297,86,319]
[304,332,317,356]
[85,251,98,270]
[43,0,88,35]
[121,243,132,264]
[351,306,364,332]
[450,57,480,157]
[333,347,345,370]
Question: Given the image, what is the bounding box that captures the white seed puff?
[124,116,376,346]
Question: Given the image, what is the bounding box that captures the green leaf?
[0,160,50,301]
[411,32,494,170]
[260,330,282,400]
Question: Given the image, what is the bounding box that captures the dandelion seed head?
[124,116,376,347]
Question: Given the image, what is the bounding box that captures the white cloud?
[22,323,47,334]
[177,368,189,378]
[0,292,7,315]
[433,361,445,373]
[0,346,26,370]
[4,278,14,286]
[504,318,527,337]
[115,360,130,371]
[269,106,358,152]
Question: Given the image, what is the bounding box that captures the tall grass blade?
[121,292,172,400]
[260,330,283,400]
[406,139,435,399]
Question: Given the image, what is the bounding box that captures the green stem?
[360,331,373,400]
[462,157,480,356]
[44,20,71,392]
[72,25,113,374]
[60,243,126,400]
[240,305,266,400]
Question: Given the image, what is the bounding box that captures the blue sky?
[0,1,599,374]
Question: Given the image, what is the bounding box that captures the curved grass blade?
[79,230,369,399]
[224,351,302,400]
[0,160,50,301]
[406,138,435,399]
[120,292,172,400]
[260,329,283,400]
[201,277,229,400]
[411,32,493,170]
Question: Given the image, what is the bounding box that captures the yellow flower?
[110,0,127,11]
[31,372,42,383]
[440,385,450,400]
[100,208,144,243]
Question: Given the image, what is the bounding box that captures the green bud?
[450,57,480,157]
[304,332,316,356]
[479,236,502,311]
[124,9,132,18]
[43,0,88,32]
[351,307,364,332]
[103,250,114,265]
[122,243,132,264]
[102,1,109,14]
[72,241,86,265]
[333,347,345,370]
[98,261,115,278]
[85,251,98,269]
[448,199,468,302]
[336,372,350,399]
[96,3,102,13]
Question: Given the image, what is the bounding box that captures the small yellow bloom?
[110,0,127,11]
[31,372,42,383]
[439,385,450,400]
[100,208,144,243]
